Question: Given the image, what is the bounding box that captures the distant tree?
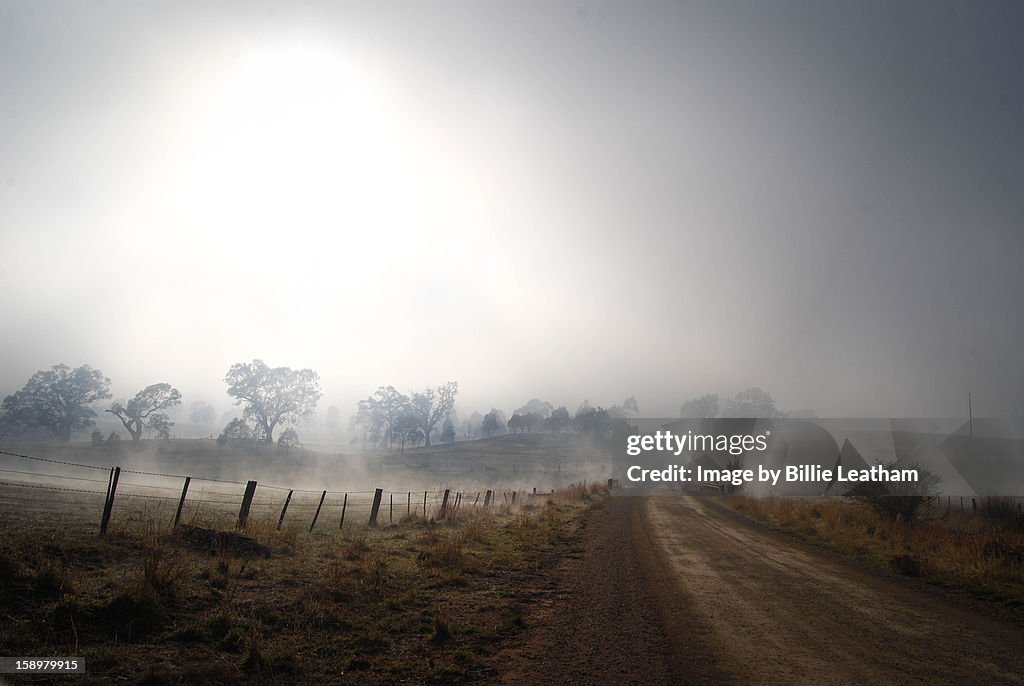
[190,401,216,428]
[481,410,504,437]
[514,399,554,419]
[224,360,321,444]
[107,431,121,443]
[848,462,942,523]
[0,364,111,441]
[546,406,571,432]
[463,411,484,438]
[217,417,262,445]
[573,404,612,440]
[90,429,105,446]
[680,394,720,419]
[278,427,301,449]
[608,396,639,419]
[440,417,456,443]
[391,413,423,453]
[721,388,786,419]
[356,386,410,449]
[508,413,525,434]
[107,383,182,441]
[408,381,458,447]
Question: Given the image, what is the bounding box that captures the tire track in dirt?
[497,497,726,684]
[645,496,1024,684]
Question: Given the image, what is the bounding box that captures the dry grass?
[0,483,607,684]
[730,496,1024,605]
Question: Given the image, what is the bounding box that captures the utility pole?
[969,392,973,437]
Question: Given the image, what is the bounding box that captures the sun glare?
[161,39,482,280]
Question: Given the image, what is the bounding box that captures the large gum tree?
[224,359,321,444]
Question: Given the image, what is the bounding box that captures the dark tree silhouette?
[0,364,111,441]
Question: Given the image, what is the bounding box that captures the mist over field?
[3,5,1024,685]
[1,1,1023,423]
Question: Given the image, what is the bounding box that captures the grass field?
[0,434,611,684]
[0,480,606,685]
[728,496,1024,606]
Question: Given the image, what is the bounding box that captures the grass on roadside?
[728,495,1024,606]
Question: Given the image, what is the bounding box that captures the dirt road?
[501,496,1024,684]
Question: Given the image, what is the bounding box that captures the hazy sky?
[2,1,1022,420]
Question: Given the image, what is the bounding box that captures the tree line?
[0,361,811,450]
[0,360,323,448]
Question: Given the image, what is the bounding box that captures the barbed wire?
[0,449,110,471]
[120,467,247,485]
[0,447,508,526]
[0,480,105,495]
[0,467,110,484]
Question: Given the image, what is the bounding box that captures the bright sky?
[2,1,1023,419]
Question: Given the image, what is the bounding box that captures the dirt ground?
[501,496,1024,685]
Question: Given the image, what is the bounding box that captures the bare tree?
[408,381,458,447]
[108,383,182,441]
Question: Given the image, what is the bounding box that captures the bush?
[848,461,942,523]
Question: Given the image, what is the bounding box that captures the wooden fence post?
[309,490,327,532]
[99,466,121,536]
[511,491,517,505]
[390,493,394,523]
[972,497,977,514]
[339,493,348,530]
[237,480,257,529]
[407,491,411,516]
[484,490,492,508]
[369,488,383,526]
[277,490,293,531]
[473,492,480,507]
[440,489,450,517]
[173,476,191,528]
[423,491,427,519]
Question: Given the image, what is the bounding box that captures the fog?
[2,1,1023,420]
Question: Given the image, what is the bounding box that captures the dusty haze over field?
[1,1,1022,419]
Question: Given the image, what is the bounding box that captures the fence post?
[99,466,121,536]
[173,476,191,528]
[473,492,480,507]
[237,480,257,529]
[369,488,383,526]
[511,491,517,505]
[277,490,293,531]
[309,490,327,532]
[484,490,492,508]
[423,491,427,519]
[390,493,394,523]
[972,497,977,514]
[339,493,348,530]
[440,489,451,517]
[407,491,411,516]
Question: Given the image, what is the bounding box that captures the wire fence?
[0,449,561,536]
